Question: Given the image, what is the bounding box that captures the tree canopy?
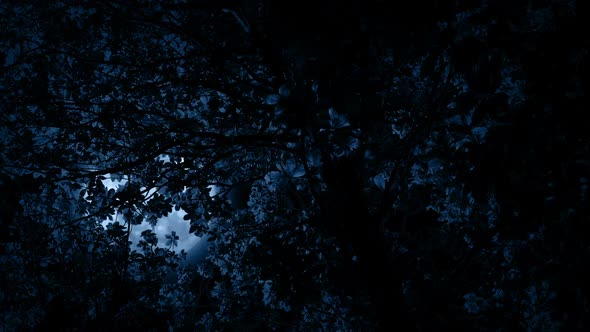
[1,0,589,330]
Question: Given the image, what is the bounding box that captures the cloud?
[129,208,200,253]
[99,174,200,254]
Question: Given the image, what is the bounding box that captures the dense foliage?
[1,0,589,330]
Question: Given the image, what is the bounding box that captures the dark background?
[1,0,589,330]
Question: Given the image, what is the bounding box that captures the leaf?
[277,159,305,178]
[165,231,179,249]
[454,137,472,151]
[264,94,280,105]
[446,115,463,126]
[471,127,488,143]
[279,85,290,97]
[264,171,289,192]
[306,149,321,168]
[328,108,350,128]
[346,137,360,151]
[427,158,443,174]
[373,174,386,191]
